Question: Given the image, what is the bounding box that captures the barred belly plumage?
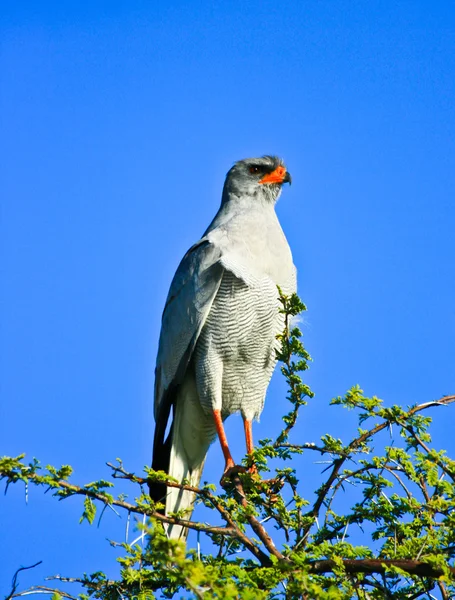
[194,270,283,422]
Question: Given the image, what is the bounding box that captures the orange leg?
[213,409,235,473]
[243,419,257,473]
[244,419,254,455]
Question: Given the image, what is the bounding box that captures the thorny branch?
[108,461,271,565]
[5,562,43,600]
[11,586,78,600]
[274,294,313,447]
[1,285,453,598]
[221,471,286,564]
[403,424,455,482]
[306,558,455,578]
[4,466,233,537]
[2,394,454,596]
[301,395,455,543]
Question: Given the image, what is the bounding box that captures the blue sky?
[1,1,454,594]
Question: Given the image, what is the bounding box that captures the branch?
[384,465,413,500]
[6,562,43,600]
[222,471,286,564]
[403,426,455,482]
[108,462,271,565]
[10,586,77,600]
[4,468,233,537]
[274,291,313,446]
[302,394,455,541]
[437,580,450,600]
[49,573,170,594]
[307,558,455,578]
[275,442,334,455]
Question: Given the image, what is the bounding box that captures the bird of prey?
[150,155,296,538]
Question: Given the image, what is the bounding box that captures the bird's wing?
[153,239,224,453]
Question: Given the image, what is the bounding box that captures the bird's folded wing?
[154,239,224,430]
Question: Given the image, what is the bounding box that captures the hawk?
[150,156,296,538]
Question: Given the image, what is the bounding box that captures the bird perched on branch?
[150,155,296,538]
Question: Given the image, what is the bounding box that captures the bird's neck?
[221,188,276,211]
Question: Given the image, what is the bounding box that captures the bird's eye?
[249,165,262,175]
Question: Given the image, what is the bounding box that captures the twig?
[107,461,270,565]
[10,586,77,599]
[6,562,43,600]
[301,395,455,542]
[4,468,234,537]
[385,466,412,500]
[223,472,286,563]
[276,442,347,456]
[437,580,450,600]
[403,426,455,482]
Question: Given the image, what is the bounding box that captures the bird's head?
[222,155,292,204]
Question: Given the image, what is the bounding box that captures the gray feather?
[151,155,296,539]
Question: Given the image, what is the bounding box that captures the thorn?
[416,538,428,560]
[107,503,121,518]
[381,491,393,506]
[126,511,130,543]
[141,513,146,547]
[341,520,350,542]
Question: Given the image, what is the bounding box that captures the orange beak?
[259,165,291,185]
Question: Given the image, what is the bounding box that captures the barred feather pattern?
[194,270,289,422]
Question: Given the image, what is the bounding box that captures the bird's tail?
[162,376,215,540]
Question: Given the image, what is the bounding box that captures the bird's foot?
[223,457,235,475]
[220,464,246,487]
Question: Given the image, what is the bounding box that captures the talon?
[220,464,246,486]
[223,458,235,474]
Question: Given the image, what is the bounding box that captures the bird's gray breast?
[193,270,285,422]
